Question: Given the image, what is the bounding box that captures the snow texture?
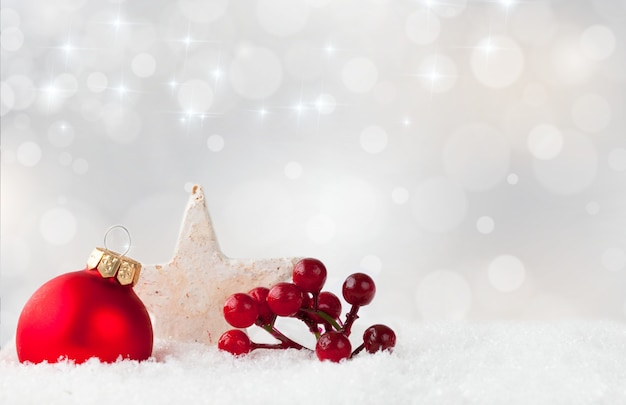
[2,321,625,404]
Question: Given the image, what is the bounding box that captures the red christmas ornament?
[16,238,153,364]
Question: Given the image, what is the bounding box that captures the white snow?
[1,321,625,404]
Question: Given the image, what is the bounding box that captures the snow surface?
[1,321,625,405]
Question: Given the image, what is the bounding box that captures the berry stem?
[350,343,365,358]
[301,308,342,332]
[261,324,311,351]
[342,304,360,336]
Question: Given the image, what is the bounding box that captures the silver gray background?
[1,0,625,346]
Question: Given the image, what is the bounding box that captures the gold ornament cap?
[87,247,142,286]
[87,225,141,286]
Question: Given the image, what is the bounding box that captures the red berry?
[315,331,352,362]
[223,293,258,328]
[267,282,303,317]
[363,324,396,353]
[342,273,376,306]
[314,291,342,322]
[218,329,252,356]
[318,291,342,319]
[292,258,327,293]
[248,287,274,325]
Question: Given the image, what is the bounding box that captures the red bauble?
[16,268,153,364]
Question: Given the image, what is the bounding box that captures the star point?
[134,185,301,345]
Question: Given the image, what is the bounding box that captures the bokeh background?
[1,0,625,347]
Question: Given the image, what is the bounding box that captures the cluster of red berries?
[218,258,396,362]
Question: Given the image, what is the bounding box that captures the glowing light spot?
[360,125,388,154]
[528,124,563,160]
[580,25,616,60]
[206,134,224,152]
[488,255,526,292]
[342,57,378,94]
[471,36,524,88]
[476,216,495,234]
[16,141,42,167]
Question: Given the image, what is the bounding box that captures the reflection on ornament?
[134,185,301,345]
[16,245,153,364]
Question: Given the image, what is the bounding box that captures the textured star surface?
[134,185,300,345]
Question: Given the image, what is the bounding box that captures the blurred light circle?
[178,79,213,112]
[306,214,335,244]
[417,54,457,93]
[40,207,77,245]
[476,216,495,234]
[47,121,75,148]
[527,124,563,160]
[571,94,611,133]
[72,158,89,175]
[341,57,378,93]
[602,247,626,272]
[415,270,472,320]
[532,131,597,195]
[471,36,524,88]
[316,93,336,114]
[430,0,466,18]
[16,141,42,167]
[131,53,156,78]
[7,75,36,110]
[405,10,441,45]
[360,255,382,274]
[257,0,310,36]
[206,134,224,152]
[360,125,388,154]
[53,73,79,98]
[1,81,15,116]
[585,201,600,215]
[178,0,229,22]
[391,187,409,204]
[411,177,467,233]
[284,161,303,179]
[444,123,510,191]
[580,25,616,60]
[507,173,519,185]
[1,27,24,51]
[608,148,626,172]
[230,45,283,99]
[1,8,21,29]
[87,72,108,93]
[488,254,526,292]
